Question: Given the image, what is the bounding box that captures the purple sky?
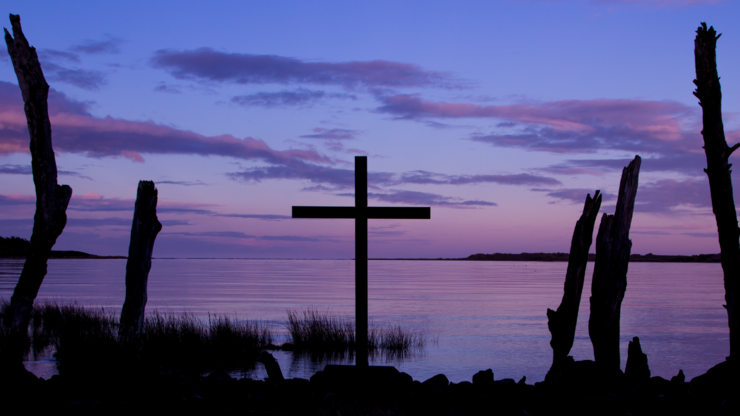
[1,0,739,258]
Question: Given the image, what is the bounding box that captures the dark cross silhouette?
[292,156,430,368]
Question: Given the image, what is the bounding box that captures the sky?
[1,0,739,258]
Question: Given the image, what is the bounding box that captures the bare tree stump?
[694,23,740,361]
[625,336,650,384]
[589,156,641,372]
[118,181,162,347]
[546,190,602,380]
[2,14,72,348]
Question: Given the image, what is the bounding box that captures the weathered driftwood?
[589,156,641,371]
[624,336,650,384]
[694,23,740,361]
[3,15,72,339]
[118,181,162,346]
[546,190,602,379]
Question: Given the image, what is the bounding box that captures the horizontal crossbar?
[292,206,430,219]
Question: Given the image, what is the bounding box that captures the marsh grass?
[0,299,273,374]
[1,300,426,373]
[286,308,426,359]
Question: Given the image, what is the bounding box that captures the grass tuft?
[286,308,425,358]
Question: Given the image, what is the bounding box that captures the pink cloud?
[0,81,331,165]
[377,94,694,140]
[375,93,740,177]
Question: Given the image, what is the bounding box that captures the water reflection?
[0,259,730,382]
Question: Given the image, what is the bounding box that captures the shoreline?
[0,253,724,262]
[2,358,736,415]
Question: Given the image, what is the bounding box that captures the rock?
[625,337,650,384]
[670,369,685,385]
[422,374,449,389]
[646,376,671,397]
[206,368,232,382]
[518,376,527,385]
[494,378,516,387]
[310,370,327,390]
[283,377,310,392]
[689,360,736,399]
[448,381,474,399]
[472,369,494,387]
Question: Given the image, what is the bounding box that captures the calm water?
[0,259,730,383]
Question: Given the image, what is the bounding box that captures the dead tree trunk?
[3,15,72,343]
[589,156,641,372]
[694,22,740,361]
[546,190,602,379]
[118,181,162,346]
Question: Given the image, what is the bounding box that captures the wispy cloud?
[39,61,107,90]
[397,170,562,186]
[300,128,358,141]
[0,164,31,175]
[533,188,615,205]
[634,179,712,214]
[231,88,355,108]
[151,48,460,90]
[213,213,292,221]
[70,35,124,55]
[681,232,718,238]
[368,190,496,208]
[0,194,35,206]
[156,180,208,186]
[154,83,182,94]
[0,192,291,221]
[229,162,560,190]
[535,178,727,216]
[0,164,92,179]
[631,230,673,235]
[39,49,81,63]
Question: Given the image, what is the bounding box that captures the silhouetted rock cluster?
[1,359,738,415]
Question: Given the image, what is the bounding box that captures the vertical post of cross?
[355,156,369,368]
[291,155,430,370]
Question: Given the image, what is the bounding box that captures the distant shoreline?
[0,251,126,260]
[1,253,722,263]
[1,235,723,263]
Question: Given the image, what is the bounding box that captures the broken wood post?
[261,351,285,382]
[118,181,162,347]
[694,22,740,361]
[624,336,650,385]
[589,156,641,372]
[2,14,72,348]
[546,190,602,380]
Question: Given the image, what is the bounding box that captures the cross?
[292,156,430,368]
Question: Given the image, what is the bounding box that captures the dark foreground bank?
[1,358,737,416]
